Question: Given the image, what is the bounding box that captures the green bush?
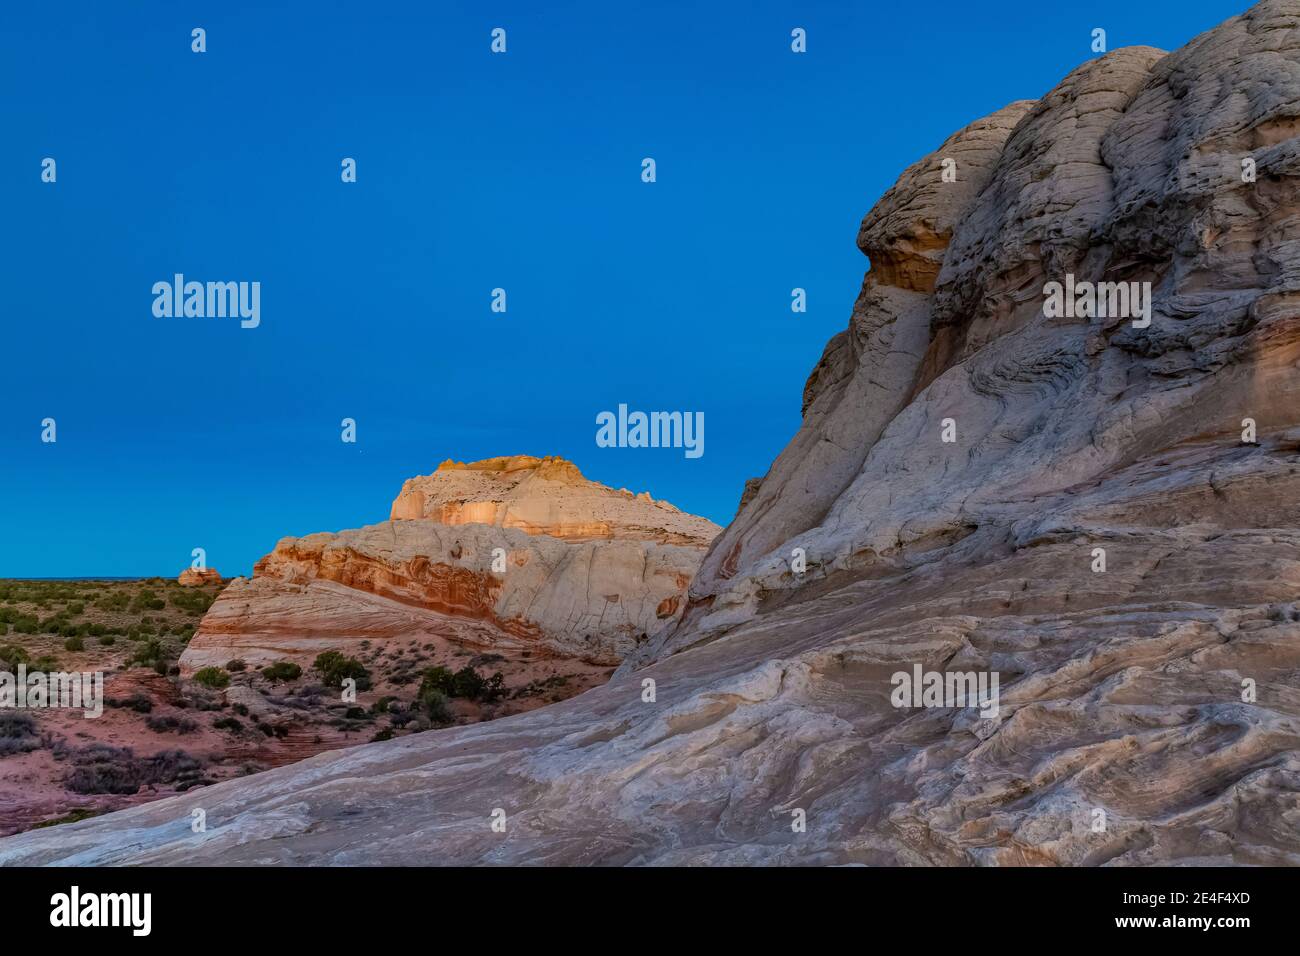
[419,665,455,696]
[129,638,165,669]
[130,589,166,613]
[191,667,230,690]
[418,664,505,703]
[260,661,302,682]
[313,651,371,689]
[419,688,452,723]
[0,645,31,668]
[63,635,85,652]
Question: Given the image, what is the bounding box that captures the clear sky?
[0,0,1248,577]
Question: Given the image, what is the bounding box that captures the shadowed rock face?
[5,0,1300,866]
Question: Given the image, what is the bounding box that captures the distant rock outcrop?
[177,456,720,672]
[390,454,718,547]
[5,0,1300,866]
[177,568,221,586]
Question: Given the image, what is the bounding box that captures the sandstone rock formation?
[177,567,221,586]
[4,0,1299,866]
[391,455,718,547]
[178,457,719,671]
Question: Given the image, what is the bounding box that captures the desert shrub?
[191,667,230,690]
[344,706,367,720]
[0,713,41,756]
[65,744,207,795]
[63,635,84,652]
[0,644,31,668]
[97,634,116,646]
[419,688,452,724]
[65,745,145,795]
[32,655,58,671]
[67,602,84,616]
[370,727,394,742]
[418,665,454,696]
[313,651,371,689]
[130,589,166,613]
[212,716,243,732]
[128,638,165,669]
[169,589,212,613]
[261,661,302,682]
[147,749,207,790]
[106,692,153,714]
[225,659,247,672]
[97,592,129,612]
[145,714,199,735]
[418,665,506,703]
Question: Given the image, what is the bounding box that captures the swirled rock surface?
[4,0,1300,866]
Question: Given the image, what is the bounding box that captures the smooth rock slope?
[4,0,1300,865]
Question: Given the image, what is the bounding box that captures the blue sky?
[0,0,1246,576]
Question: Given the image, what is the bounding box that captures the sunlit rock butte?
[178,455,720,673]
[5,0,1300,865]
[177,568,221,586]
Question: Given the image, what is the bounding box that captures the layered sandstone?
[177,457,719,671]
[177,567,221,586]
[5,0,1300,866]
[390,455,718,547]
